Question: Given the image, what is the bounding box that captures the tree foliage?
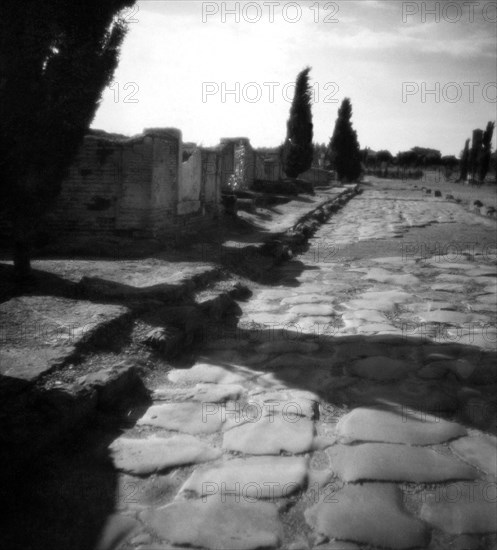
[328,98,361,182]
[0,0,135,277]
[459,139,470,181]
[478,121,495,182]
[281,67,314,178]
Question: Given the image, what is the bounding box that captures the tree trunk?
[13,217,32,280]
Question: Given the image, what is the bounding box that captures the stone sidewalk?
[101,179,496,550]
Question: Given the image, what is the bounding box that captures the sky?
[92,0,497,157]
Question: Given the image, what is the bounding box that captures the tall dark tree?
[0,0,135,279]
[281,67,314,178]
[459,139,470,182]
[328,98,361,182]
[478,121,495,183]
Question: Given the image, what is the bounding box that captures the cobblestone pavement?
[104,181,497,549]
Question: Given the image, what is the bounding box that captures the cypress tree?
[281,67,314,179]
[478,121,495,183]
[0,0,135,279]
[459,139,470,182]
[328,98,361,182]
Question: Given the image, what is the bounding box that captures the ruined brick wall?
[202,149,221,215]
[45,134,125,237]
[40,127,222,241]
[178,148,202,216]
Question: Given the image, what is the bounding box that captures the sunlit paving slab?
[420,481,497,535]
[109,434,222,475]
[281,293,335,305]
[167,363,254,385]
[305,483,430,549]
[179,456,308,499]
[361,267,420,286]
[137,402,223,434]
[327,443,479,483]
[288,303,336,316]
[337,407,467,445]
[223,413,314,454]
[417,310,488,325]
[140,497,283,550]
[153,383,246,403]
[247,389,318,418]
[450,436,497,476]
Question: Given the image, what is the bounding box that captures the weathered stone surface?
[343,380,458,412]
[154,383,245,403]
[305,483,429,549]
[417,362,449,379]
[418,310,485,325]
[140,497,283,549]
[347,356,411,381]
[137,402,223,434]
[450,436,497,476]
[95,513,141,550]
[255,340,320,354]
[289,304,335,317]
[167,363,252,385]
[0,296,129,381]
[337,407,466,445]
[248,389,318,419]
[109,434,222,474]
[362,268,419,286]
[180,456,308,498]
[281,294,335,305]
[223,414,314,454]
[328,443,478,483]
[420,481,497,534]
[341,309,387,323]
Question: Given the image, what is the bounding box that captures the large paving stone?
[289,304,336,317]
[109,434,222,475]
[418,310,486,325]
[179,456,308,499]
[450,436,497,476]
[337,407,466,445]
[248,389,318,419]
[137,402,223,434]
[95,513,141,550]
[140,497,283,549]
[327,443,479,483]
[223,413,314,454]
[153,383,245,403]
[347,356,411,381]
[362,268,420,286]
[341,309,387,323]
[0,296,129,381]
[305,483,429,549]
[167,363,252,385]
[420,481,497,534]
[281,294,335,305]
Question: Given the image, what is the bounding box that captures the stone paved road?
[104,180,497,550]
